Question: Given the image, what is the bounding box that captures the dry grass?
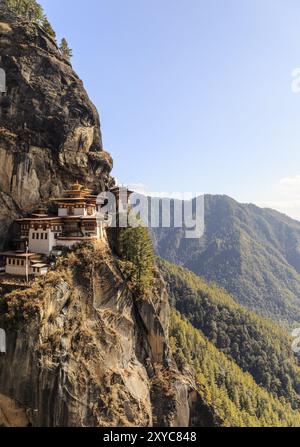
[0,394,28,427]
[0,22,12,34]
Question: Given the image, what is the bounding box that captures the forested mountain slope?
[159,258,300,409]
[153,195,300,326]
[170,310,300,427]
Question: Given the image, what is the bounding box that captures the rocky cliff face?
[0,9,113,248]
[0,242,207,427]
[0,10,210,427]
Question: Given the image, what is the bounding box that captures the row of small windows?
[7,260,42,272]
[32,232,48,240]
[8,258,25,266]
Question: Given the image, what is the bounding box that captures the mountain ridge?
[152,194,300,326]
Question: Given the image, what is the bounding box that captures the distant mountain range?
[151,194,300,326]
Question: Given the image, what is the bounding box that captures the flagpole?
[25,241,29,283]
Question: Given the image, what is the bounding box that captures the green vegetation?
[2,0,73,56]
[59,38,73,61]
[152,194,300,326]
[118,226,154,295]
[170,310,300,427]
[42,16,56,39]
[2,0,56,37]
[3,0,44,21]
[159,258,300,409]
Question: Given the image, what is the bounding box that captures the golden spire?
[71,180,83,191]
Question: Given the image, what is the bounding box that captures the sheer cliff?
[0,9,113,248]
[0,242,208,427]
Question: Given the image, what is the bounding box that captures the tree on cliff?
[2,0,56,38]
[42,17,56,39]
[119,226,154,295]
[59,38,73,61]
[2,0,43,20]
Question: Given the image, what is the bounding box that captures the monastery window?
[8,259,11,265]
[36,233,39,240]
[12,259,15,265]
[32,233,35,239]
[45,233,48,240]
[21,260,24,266]
[85,224,96,230]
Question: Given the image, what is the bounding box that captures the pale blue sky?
[40,0,300,219]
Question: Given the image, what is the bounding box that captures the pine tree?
[59,38,73,61]
[3,0,44,22]
[119,226,154,295]
[2,0,56,39]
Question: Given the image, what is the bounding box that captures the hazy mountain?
[152,195,300,326]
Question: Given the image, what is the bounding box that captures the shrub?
[119,226,154,295]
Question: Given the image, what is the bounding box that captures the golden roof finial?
[71,180,83,191]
